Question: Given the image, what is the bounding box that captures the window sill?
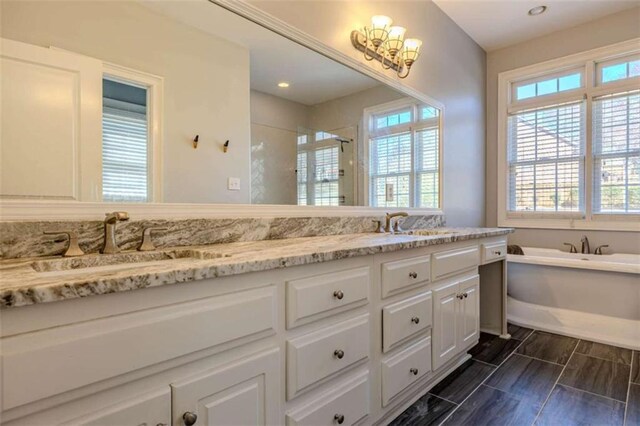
[498,216,640,232]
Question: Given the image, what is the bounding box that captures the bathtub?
[507,247,640,350]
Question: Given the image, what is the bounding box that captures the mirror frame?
[0,0,445,221]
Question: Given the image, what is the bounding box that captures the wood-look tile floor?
[388,325,639,426]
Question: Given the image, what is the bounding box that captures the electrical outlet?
[385,183,394,201]
[228,177,241,191]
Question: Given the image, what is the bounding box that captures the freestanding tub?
[507,247,640,349]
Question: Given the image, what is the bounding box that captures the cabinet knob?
[334,414,345,424]
[410,367,419,375]
[409,271,418,279]
[182,412,197,426]
[494,250,502,256]
[411,316,420,324]
[334,349,345,359]
[464,293,468,298]
[333,290,344,300]
[456,294,463,300]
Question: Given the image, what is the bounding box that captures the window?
[296,152,308,205]
[593,91,640,213]
[295,129,342,206]
[499,42,640,230]
[366,99,441,209]
[102,78,149,202]
[313,146,340,206]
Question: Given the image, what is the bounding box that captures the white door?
[431,279,460,370]
[458,275,480,347]
[0,38,102,201]
[171,348,281,426]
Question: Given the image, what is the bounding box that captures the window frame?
[363,97,443,209]
[497,38,640,231]
[102,63,164,202]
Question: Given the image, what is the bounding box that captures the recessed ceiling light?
[277,82,290,88]
[528,5,547,16]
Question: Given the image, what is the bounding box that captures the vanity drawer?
[1,286,277,410]
[286,371,369,426]
[381,255,431,298]
[382,291,432,352]
[381,336,432,406]
[432,246,479,280]
[286,314,370,399]
[482,241,507,264]
[286,266,370,328]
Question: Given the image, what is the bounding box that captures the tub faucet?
[580,235,590,254]
[102,211,130,254]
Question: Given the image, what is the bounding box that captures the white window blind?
[296,152,307,206]
[416,127,439,208]
[370,132,412,207]
[313,146,340,206]
[102,104,149,202]
[507,101,585,212]
[593,90,640,213]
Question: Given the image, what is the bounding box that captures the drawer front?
[287,266,370,328]
[287,314,370,399]
[286,371,369,426]
[432,246,479,280]
[382,291,432,352]
[2,286,277,410]
[381,336,432,406]
[381,255,431,298]
[482,241,507,264]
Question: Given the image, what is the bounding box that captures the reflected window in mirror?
[366,99,441,208]
[102,79,149,202]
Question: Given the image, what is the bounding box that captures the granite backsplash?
[0,214,445,259]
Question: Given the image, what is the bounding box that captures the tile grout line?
[426,392,459,406]
[516,352,566,367]
[576,350,634,366]
[531,337,581,425]
[559,383,628,404]
[436,328,537,425]
[624,350,634,425]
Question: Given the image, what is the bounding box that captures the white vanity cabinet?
[0,236,508,426]
[432,274,480,370]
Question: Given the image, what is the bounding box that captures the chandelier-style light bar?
[350,15,422,79]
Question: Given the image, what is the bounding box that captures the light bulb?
[385,26,406,56]
[368,15,393,47]
[402,38,422,64]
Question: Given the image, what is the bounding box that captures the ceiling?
[433,0,639,51]
[140,0,380,106]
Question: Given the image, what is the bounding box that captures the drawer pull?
[411,316,420,324]
[463,293,468,298]
[333,290,344,300]
[456,294,463,300]
[410,367,419,375]
[182,412,198,426]
[494,250,502,256]
[334,414,345,424]
[408,271,418,279]
[334,349,345,359]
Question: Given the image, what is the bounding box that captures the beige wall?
[249,0,487,226]
[1,1,251,204]
[486,8,640,253]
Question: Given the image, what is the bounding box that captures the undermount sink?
[31,249,231,273]
[400,229,461,236]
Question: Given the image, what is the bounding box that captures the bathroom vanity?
[0,228,510,425]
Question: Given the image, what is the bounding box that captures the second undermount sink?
[31,249,231,273]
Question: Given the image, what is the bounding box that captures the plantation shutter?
[369,131,413,207]
[592,90,640,213]
[507,101,585,213]
[102,104,149,202]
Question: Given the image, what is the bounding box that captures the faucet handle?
[393,217,405,233]
[44,230,85,257]
[372,220,385,234]
[138,227,168,251]
[594,245,609,255]
[563,243,578,253]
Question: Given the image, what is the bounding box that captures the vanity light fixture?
[351,15,422,79]
[277,82,290,88]
[528,5,547,16]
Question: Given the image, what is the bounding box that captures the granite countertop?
[0,227,511,309]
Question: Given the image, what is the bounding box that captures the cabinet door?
[171,348,280,426]
[458,275,480,347]
[61,388,170,426]
[431,280,460,371]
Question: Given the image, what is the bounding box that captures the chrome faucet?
[385,212,408,233]
[580,235,590,254]
[102,211,130,254]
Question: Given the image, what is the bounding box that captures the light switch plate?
[385,183,394,201]
[228,177,241,191]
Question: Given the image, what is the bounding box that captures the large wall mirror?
[0,0,442,209]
